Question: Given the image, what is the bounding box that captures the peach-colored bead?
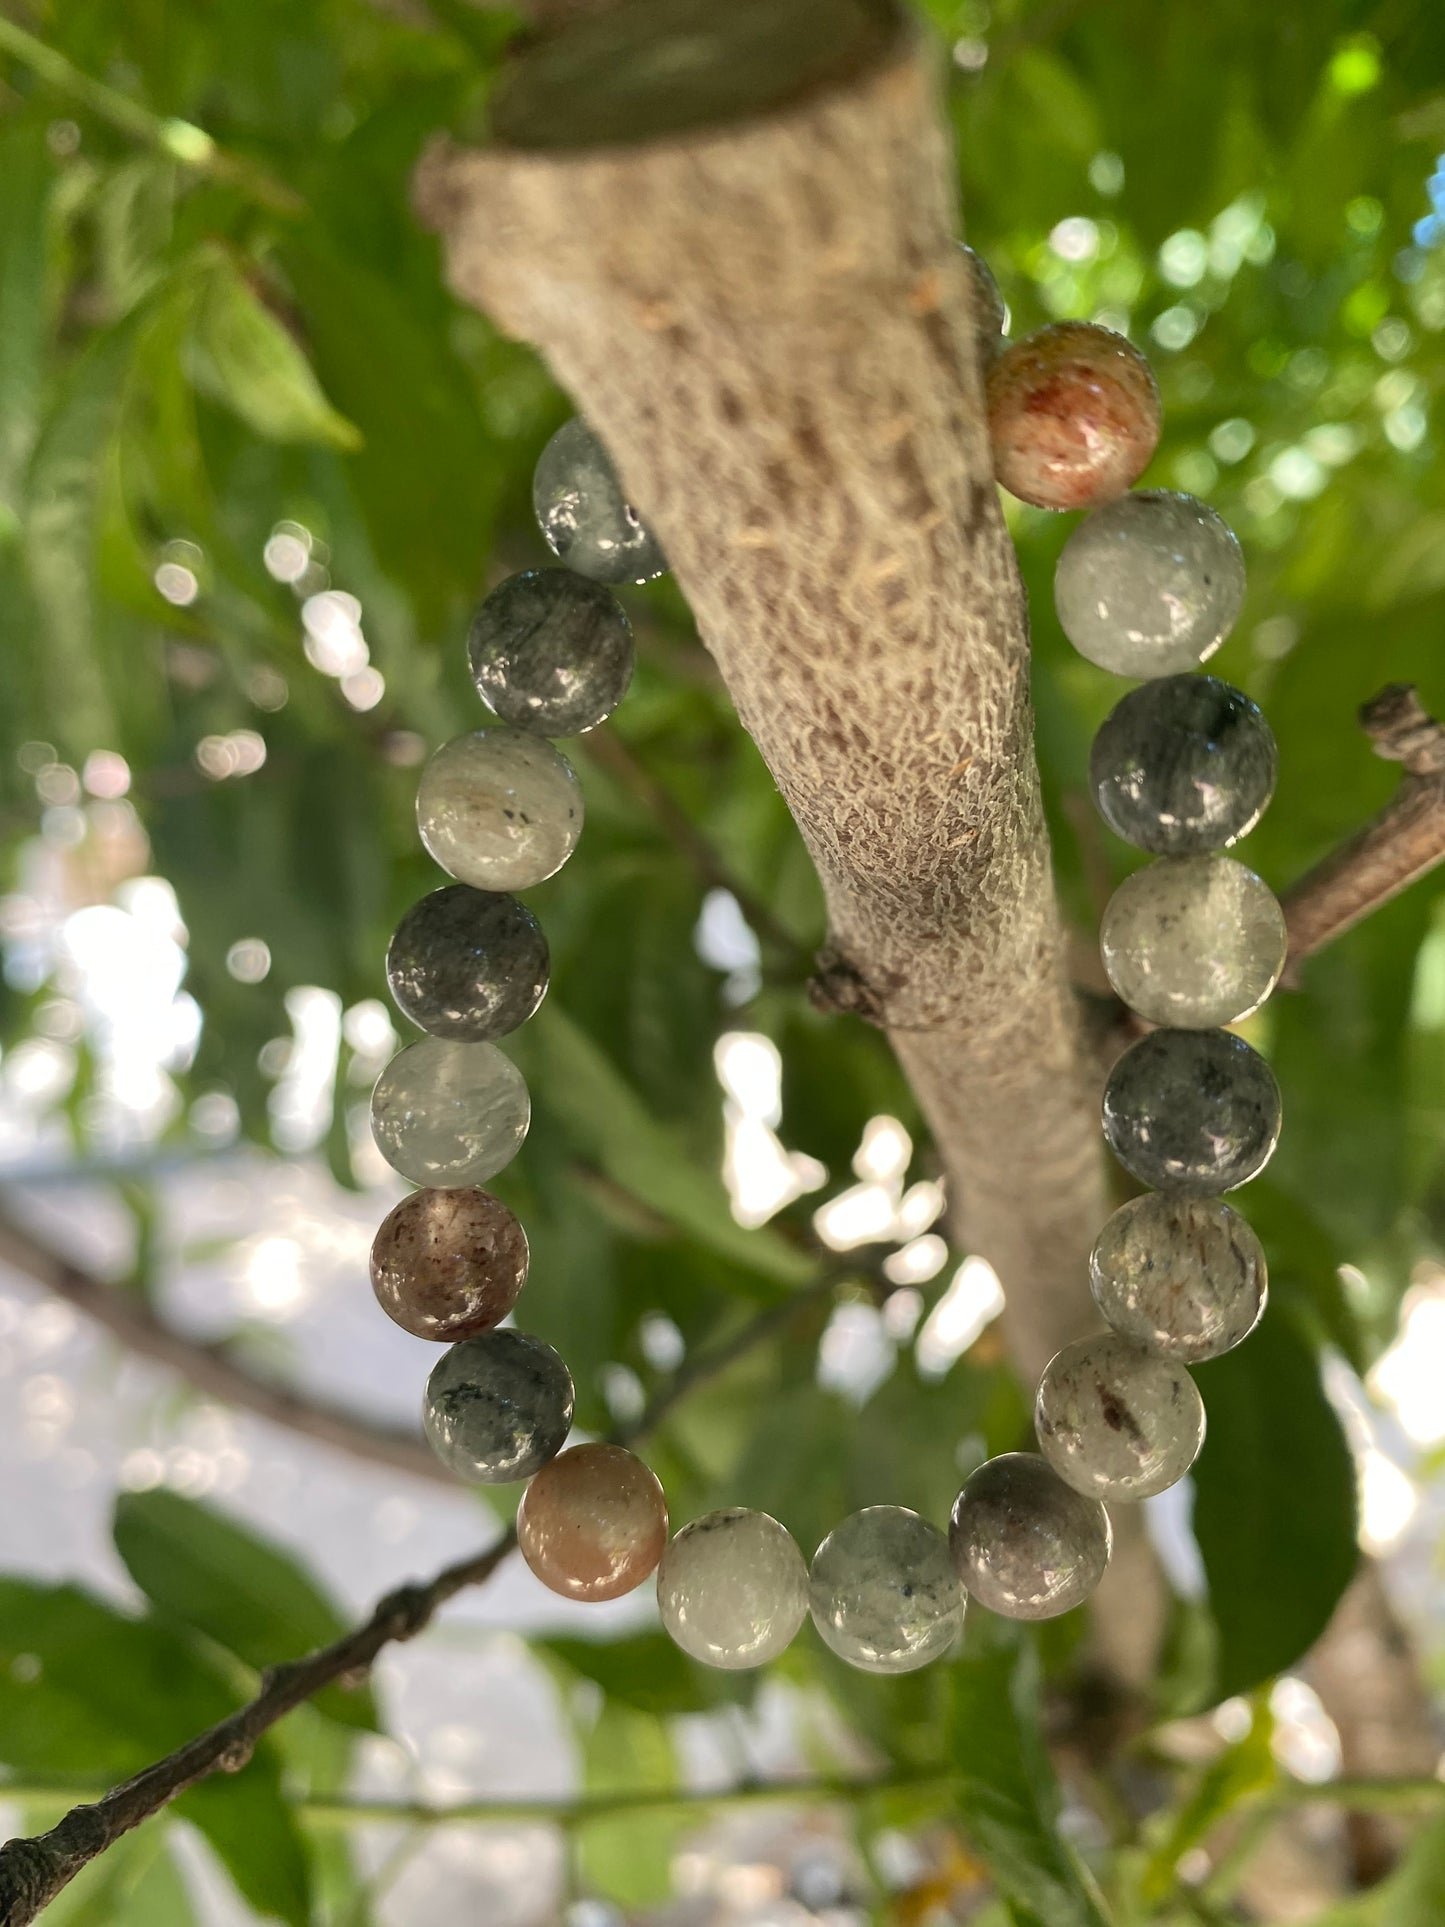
[370,1187,528,1341]
[517,1443,669,1602]
[986,322,1161,511]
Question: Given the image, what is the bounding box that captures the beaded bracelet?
[363,248,1283,1677]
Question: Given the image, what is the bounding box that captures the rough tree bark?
[413,0,1157,1672]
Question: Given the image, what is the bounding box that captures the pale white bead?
[656,1508,807,1670]
[808,1506,963,1675]
[370,1039,529,1187]
[1100,855,1287,1028]
[1090,1194,1267,1362]
[1036,1333,1204,1501]
[417,729,582,891]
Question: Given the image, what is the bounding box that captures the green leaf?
[191,251,361,452]
[522,1004,815,1289]
[949,1625,1117,1927]
[114,1489,378,1731]
[1192,1307,1359,1699]
[0,1580,311,1926]
[1309,1817,1445,1925]
[38,1830,196,1927]
[1139,1699,1275,1901]
[542,1630,743,1716]
[0,119,50,512]
[575,1702,687,1908]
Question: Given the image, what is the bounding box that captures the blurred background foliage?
[1,0,1445,1921]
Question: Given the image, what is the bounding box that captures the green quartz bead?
[370,1039,529,1188]
[656,1508,807,1670]
[809,1506,963,1674]
[1100,855,1286,1028]
[1090,1194,1267,1362]
[1035,1333,1205,1501]
[948,1452,1111,1620]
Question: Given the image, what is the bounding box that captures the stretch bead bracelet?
[363,269,1282,1673]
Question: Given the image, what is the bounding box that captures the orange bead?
[517,1443,669,1602]
[986,322,1160,511]
[370,1187,527,1341]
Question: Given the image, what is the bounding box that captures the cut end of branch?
[1361,683,1445,776]
[808,945,893,1024]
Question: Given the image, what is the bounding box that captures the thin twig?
[0,1208,456,1490]
[0,17,304,216]
[1281,684,1445,983]
[0,1269,847,1925]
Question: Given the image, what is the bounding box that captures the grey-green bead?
[1100,856,1287,1028]
[1090,1194,1267,1362]
[386,886,548,1042]
[809,1506,964,1675]
[533,417,666,585]
[1055,491,1245,676]
[657,1508,808,1670]
[1036,1334,1205,1502]
[949,1453,1111,1621]
[370,1039,530,1187]
[1090,674,1278,855]
[417,730,583,892]
[468,569,634,736]
[423,1330,573,1484]
[1103,1028,1281,1195]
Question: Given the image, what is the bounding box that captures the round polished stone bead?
[656,1508,808,1670]
[423,1330,574,1484]
[1035,1334,1205,1502]
[1055,492,1245,675]
[809,1506,963,1675]
[1090,674,1277,855]
[533,416,667,585]
[1090,1194,1267,1362]
[961,243,1006,357]
[1100,856,1287,1029]
[417,730,583,893]
[370,1039,530,1188]
[468,569,634,737]
[948,1452,1111,1621]
[386,885,549,1043]
[370,1187,528,1342]
[517,1443,669,1602]
[1102,1028,1281,1195]
[986,322,1161,511]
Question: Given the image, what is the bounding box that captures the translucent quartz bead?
[370,1039,529,1188]
[1090,674,1277,854]
[948,1452,1111,1620]
[960,243,1006,357]
[986,322,1161,511]
[656,1508,808,1670]
[1100,856,1287,1028]
[423,1330,573,1484]
[1035,1334,1205,1502]
[533,416,667,585]
[1103,1028,1281,1195]
[517,1442,669,1602]
[1055,492,1245,675]
[469,569,634,737]
[387,885,549,1042]
[1090,1194,1267,1362]
[417,730,583,893]
[808,1505,963,1675]
[370,1186,528,1342]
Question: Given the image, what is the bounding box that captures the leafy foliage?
[0,0,1443,1918]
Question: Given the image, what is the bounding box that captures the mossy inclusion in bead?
[1055,492,1245,676]
[370,1186,528,1342]
[986,322,1161,511]
[948,1452,1111,1620]
[656,1508,808,1670]
[517,1443,669,1602]
[423,1329,574,1484]
[809,1506,963,1675]
[387,885,549,1042]
[1090,1194,1267,1362]
[533,417,667,585]
[1036,1334,1205,1502]
[469,569,634,737]
[1102,1028,1281,1195]
[1100,856,1287,1029]
[1090,674,1277,855]
[417,730,583,893]
[370,1038,530,1188]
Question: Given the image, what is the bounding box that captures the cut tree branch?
[0,1208,456,1490]
[1282,684,1445,982]
[0,1266,850,1924]
[413,0,1151,1679]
